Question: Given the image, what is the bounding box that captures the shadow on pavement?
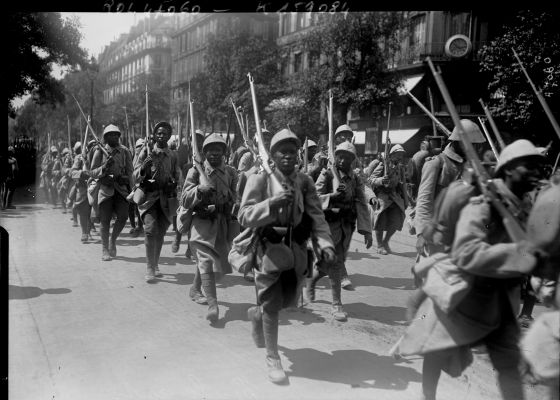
[346,251,380,261]
[349,273,415,290]
[116,255,189,266]
[344,302,408,326]
[216,273,256,288]
[280,306,327,326]
[9,285,72,300]
[279,346,421,389]
[0,213,26,218]
[154,271,194,286]
[390,251,417,259]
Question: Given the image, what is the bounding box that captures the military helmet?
[73,141,82,151]
[61,147,70,155]
[195,129,205,138]
[270,128,301,153]
[103,124,121,137]
[50,146,58,153]
[495,139,545,175]
[390,144,406,155]
[448,119,485,143]
[135,138,146,148]
[304,138,317,148]
[334,141,357,159]
[335,124,354,138]
[153,121,173,135]
[202,132,227,152]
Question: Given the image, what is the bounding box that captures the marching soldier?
[70,141,93,242]
[309,141,373,320]
[134,122,181,282]
[57,147,74,214]
[238,128,336,383]
[40,146,57,205]
[181,133,238,322]
[395,139,547,400]
[90,124,133,261]
[368,144,408,255]
[50,147,63,207]
[414,119,486,259]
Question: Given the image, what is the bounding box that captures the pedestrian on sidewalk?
[309,141,372,321]
[90,124,133,261]
[134,122,181,282]
[1,146,18,209]
[180,133,238,322]
[238,129,335,384]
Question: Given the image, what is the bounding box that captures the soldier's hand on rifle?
[415,234,426,255]
[364,233,373,249]
[321,247,336,264]
[270,188,294,209]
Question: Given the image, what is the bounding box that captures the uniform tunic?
[181,160,238,276]
[70,154,89,206]
[368,162,406,231]
[90,144,133,204]
[238,169,334,310]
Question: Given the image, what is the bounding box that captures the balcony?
[388,41,488,69]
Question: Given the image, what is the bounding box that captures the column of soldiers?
[32,115,559,398]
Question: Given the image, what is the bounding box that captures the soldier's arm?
[180,166,203,209]
[367,162,385,188]
[89,149,106,179]
[301,174,335,251]
[124,147,134,188]
[238,173,277,228]
[451,199,537,277]
[70,156,85,180]
[414,158,439,236]
[132,148,148,183]
[314,168,334,210]
[354,177,372,235]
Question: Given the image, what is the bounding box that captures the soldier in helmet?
[181,133,238,322]
[57,147,74,214]
[308,141,373,321]
[40,146,57,205]
[134,121,181,282]
[414,120,486,267]
[70,141,94,242]
[237,128,272,173]
[90,124,134,261]
[395,139,546,400]
[368,144,409,255]
[238,128,335,384]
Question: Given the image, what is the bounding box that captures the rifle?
[427,87,437,137]
[231,99,257,158]
[479,99,506,150]
[145,85,151,156]
[405,90,451,136]
[71,94,110,157]
[512,48,560,141]
[303,136,309,173]
[123,106,132,153]
[478,117,500,160]
[189,97,211,186]
[327,89,341,192]
[81,116,91,171]
[247,72,285,195]
[67,115,71,151]
[384,102,393,178]
[427,57,526,242]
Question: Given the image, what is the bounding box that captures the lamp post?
[86,56,99,128]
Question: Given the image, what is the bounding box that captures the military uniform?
[57,148,74,213]
[90,125,134,261]
[181,133,238,321]
[310,142,372,319]
[134,124,181,281]
[238,129,335,383]
[70,146,93,242]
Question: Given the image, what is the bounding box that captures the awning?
[397,74,424,95]
[352,129,420,145]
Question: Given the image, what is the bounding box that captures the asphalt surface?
[4,185,548,400]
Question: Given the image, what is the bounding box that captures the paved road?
[4,186,548,400]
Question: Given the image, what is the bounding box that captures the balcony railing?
[389,41,488,69]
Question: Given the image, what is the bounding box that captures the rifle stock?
[427,57,526,242]
[248,73,285,195]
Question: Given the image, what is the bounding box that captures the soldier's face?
[273,142,298,174]
[105,132,120,147]
[335,152,354,173]
[155,128,171,147]
[335,132,352,145]
[204,143,225,167]
[505,158,544,194]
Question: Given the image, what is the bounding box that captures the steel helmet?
[62,147,70,155]
[270,129,301,153]
[202,133,227,152]
[135,138,146,148]
[50,146,58,153]
[495,139,545,175]
[73,141,82,151]
[389,144,406,155]
[335,124,354,138]
[448,119,485,143]
[334,141,357,159]
[304,138,317,148]
[194,129,205,138]
[103,124,121,136]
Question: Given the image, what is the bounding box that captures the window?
[297,13,305,30]
[154,54,161,68]
[447,12,470,36]
[294,52,302,73]
[281,14,290,35]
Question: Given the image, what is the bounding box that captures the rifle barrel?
[479,99,506,150]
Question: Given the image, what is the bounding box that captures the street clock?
[444,34,472,58]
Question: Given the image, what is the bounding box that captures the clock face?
[445,34,472,58]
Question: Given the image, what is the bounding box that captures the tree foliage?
[478,10,560,143]
[8,12,88,117]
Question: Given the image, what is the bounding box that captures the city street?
[4,186,548,400]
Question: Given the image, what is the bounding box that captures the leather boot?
[247,306,265,348]
[201,272,219,323]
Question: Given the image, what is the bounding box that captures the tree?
[478,10,560,145]
[297,12,403,129]
[8,12,88,117]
